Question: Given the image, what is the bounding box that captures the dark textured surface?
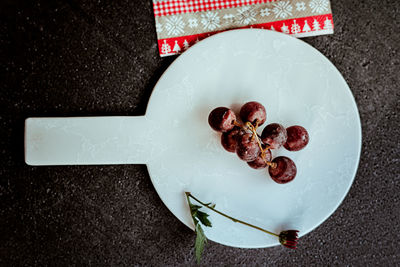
[1,0,399,265]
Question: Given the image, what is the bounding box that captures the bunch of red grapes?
[208,101,309,184]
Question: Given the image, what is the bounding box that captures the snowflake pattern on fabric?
[296,2,306,11]
[153,0,334,56]
[309,0,329,14]
[188,18,198,28]
[156,23,163,33]
[165,16,185,36]
[223,14,235,23]
[260,7,270,17]
[272,1,293,19]
[201,11,221,30]
[236,6,256,25]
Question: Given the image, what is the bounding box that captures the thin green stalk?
[185,192,279,238]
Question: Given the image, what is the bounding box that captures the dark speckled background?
[1,0,399,265]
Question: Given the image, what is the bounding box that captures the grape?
[221,126,243,153]
[236,133,261,162]
[247,149,272,169]
[283,125,309,151]
[239,101,266,126]
[208,107,236,132]
[261,123,287,149]
[268,156,297,184]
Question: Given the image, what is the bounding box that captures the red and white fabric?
[152,0,334,57]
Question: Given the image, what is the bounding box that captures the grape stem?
[245,121,277,169]
[233,121,243,128]
[185,192,280,238]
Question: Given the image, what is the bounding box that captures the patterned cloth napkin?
[153,0,334,56]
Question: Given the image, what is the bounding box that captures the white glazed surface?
[146,29,361,248]
[25,29,361,248]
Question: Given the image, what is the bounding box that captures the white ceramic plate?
[146,29,361,248]
[25,29,361,248]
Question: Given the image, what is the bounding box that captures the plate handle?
[25,116,153,166]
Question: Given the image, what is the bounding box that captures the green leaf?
[191,210,198,221]
[186,193,214,263]
[189,204,201,225]
[196,210,212,227]
[190,204,202,213]
[190,204,202,209]
[195,223,207,264]
[189,202,212,227]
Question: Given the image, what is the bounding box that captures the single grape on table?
[261,123,287,149]
[208,107,236,132]
[268,156,297,184]
[236,133,261,162]
[284,125,309,151]
[221,126,243,153]
[239,101,266,126]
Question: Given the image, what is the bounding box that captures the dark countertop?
[1,0,399,265]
